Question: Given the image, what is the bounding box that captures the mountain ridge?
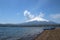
[21,17,56,26]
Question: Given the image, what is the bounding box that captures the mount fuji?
[0,17,57,27]
[21,17,56,26]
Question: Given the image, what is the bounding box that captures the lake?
[0,27,44,40]
[0,27,56,40]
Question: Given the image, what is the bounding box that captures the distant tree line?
[0,24,60,27]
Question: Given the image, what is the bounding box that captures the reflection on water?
[0,27,44,40]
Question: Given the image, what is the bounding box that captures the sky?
[0,0,60,24]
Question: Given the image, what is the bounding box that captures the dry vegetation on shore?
[35,28,60,40]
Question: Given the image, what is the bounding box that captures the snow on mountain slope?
[21,17,56,25]
[26,17,49,22]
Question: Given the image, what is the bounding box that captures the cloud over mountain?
[50,14,60,19]
[24,10,34,19]
[39,12,44,18]
[24,10,48,22]
[50,14,60,23]
[24,10,45,19]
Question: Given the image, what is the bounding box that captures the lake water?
[0,27,56,40]
[0,27,44,40]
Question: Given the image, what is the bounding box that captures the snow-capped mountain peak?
[26,17,49,22]
[21,17,56,26]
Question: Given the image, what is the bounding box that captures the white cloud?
[50,14,60,23]
[24,10,34,19]
[24,10,45,19]
[39,12,44,18]
[50,14,60,19]
[24,10,49,22]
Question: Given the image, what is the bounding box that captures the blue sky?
[0,0,60,24]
